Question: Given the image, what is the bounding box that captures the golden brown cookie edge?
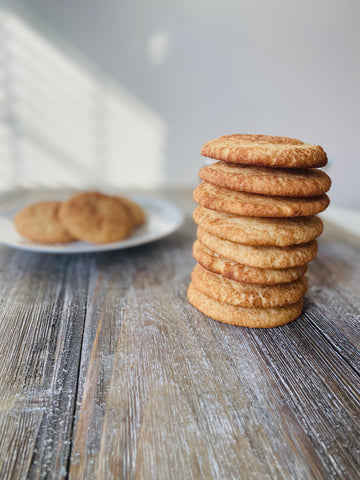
[187,282,303,328]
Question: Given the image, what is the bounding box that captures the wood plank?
[305,220,360,352]
[0,250,89,479]
[69,252,137,478]
[246,321,360,478]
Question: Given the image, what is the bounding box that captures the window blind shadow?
[0,8,166,193]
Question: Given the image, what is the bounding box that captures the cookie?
[191,264,307,308]
[199,162,331,197]
[193,240,308,285]
[201,134,327,168]
[59,191,134,244]
[14,201,74,244]
[116,196,146,227]
[187,282,303,328]
[194,182,329,217]
[193,206,323,246]
[197,227,318,269]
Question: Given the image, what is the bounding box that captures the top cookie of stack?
[188,134,331,328]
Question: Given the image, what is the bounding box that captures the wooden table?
[0,190,359,480]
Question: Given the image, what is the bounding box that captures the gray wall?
[3,0,360,209]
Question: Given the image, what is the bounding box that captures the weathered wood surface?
[0,190,359,480]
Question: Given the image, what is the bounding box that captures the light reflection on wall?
[0,8,166,192]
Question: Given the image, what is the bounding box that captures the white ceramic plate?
[0,194,184,254]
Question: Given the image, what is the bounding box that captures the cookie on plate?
[59,191,134,244]
[197,227,318,269]
[14,201,74,244]
[199,162,331,197]
[193,206,323,247]
[116,196,146,227]
[191,264,308,308]
[187,282,303,328]
[193,240,308,285]
[193,182,329,217]
[201,134,327,168]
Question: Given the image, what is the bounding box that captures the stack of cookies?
[188,134,331,328]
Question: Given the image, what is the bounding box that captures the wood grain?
[0,190,359,479]
[0,250,89,479]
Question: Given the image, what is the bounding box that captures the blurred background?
[1,0,359,209]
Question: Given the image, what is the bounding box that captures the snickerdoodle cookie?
[193,206,323,246]
[199,162,331,197]
[193,182,329,217]
[193,240,307,285]
[201,134,327,168]
[14,201,74,244]
[191,264,308,308]
[59,192,134,244]
[187,282,303,328]
[117,196,146,227]
[197,227,318,269]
